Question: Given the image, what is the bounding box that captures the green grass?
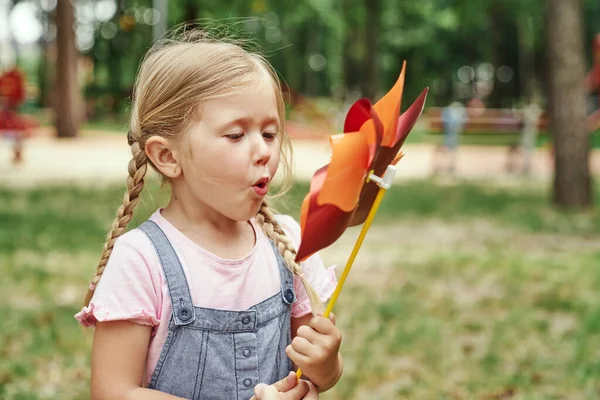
[1,181,600,399]
[411,128,600,149]
[27,108,129,134]
[83,118,130,133]
[284,181,600,235]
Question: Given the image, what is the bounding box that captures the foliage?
[10,0,600,116]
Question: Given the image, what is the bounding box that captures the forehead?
[196,72,280,126]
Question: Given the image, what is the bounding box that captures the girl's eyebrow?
[219,116,280,130]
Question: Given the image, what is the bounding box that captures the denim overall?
[139,221,296,400]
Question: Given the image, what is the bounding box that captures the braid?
[256,201,325,316]
[83,142,148,306]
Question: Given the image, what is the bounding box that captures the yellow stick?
[296,186,388,380]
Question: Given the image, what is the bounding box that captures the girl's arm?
[289,314,343,393]
[92,321,185,400]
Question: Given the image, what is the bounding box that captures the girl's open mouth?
[252,178,269,196]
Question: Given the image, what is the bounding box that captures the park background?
[2,0,600,398]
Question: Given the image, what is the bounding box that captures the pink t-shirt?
[75,210,337,384]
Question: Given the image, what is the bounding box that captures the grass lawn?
[1,181,600,399]
[409,129,600,149]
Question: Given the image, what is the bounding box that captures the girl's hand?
[286,314,343,391]
[252,372,318,399]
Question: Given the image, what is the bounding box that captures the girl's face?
[177,72,282,222]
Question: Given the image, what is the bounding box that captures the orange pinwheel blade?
[373,62,406,147]
[317,123,376,212]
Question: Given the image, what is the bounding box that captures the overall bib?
[139,221,296,399]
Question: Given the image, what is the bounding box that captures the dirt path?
[2,128,600,188]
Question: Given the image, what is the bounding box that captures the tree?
[546,0,592,208]
[361,0,380,100]
[55,0,80,137]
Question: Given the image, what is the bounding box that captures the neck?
[162,185,244,238]
[160,179,259,259]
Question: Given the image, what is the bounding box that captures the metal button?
[242,348,251,357]
[177,307,192,321]
[243,378,252,387]
[284,288,295,303]
[241,315,251,325]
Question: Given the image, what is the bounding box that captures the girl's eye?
[263,132,278,140]
[226,133,244,141]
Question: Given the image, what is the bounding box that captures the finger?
[297,324,340,355]
[308,317,342,354]
[286,344,311,369]
[328,312,336,325]
[271,371,298,392]
[290,336,316,358]
[295,325,320,345]
[303,381,319,399]
[309,315,338,335]
[281,380,309,400]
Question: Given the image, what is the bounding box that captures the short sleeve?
[275,215,337,318]
[75,229,163,329]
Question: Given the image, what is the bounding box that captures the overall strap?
[139,220,196,326]
[268,240,297,306]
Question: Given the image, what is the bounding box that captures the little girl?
[75,31,342,400]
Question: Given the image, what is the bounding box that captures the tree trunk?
[361,0,380,100]
[546,0,592,208]
[341,0,361,100]
[55,0,80,138]
[184,0,199,29]
[37,12,49,108]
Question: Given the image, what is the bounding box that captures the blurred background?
[1,0,600,399]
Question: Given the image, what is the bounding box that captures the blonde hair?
[83,30,324,315]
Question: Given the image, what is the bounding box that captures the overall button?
[242,348,251,357]
[177,307,192,321]
[241,315,251,325]
[243,378,252,387]
[284,288,295,303]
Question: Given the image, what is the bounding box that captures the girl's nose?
[252,135,271,165]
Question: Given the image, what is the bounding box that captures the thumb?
[271,371,298,392]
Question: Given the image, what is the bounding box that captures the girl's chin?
[223,201,263,222]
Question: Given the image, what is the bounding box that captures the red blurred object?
[0,67,37,136]
[0,67,38,163]
[0,67,26,108]
[0,109,37,135]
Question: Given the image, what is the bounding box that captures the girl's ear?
[144,136,182,179]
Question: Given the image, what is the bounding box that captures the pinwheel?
[295,63,428,379]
